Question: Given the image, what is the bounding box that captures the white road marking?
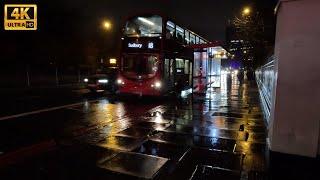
[0,100,99,121]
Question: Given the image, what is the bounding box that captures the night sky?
[52,0,255,41]
[0,0,277,64]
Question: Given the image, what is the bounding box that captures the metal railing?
[255,55,275,123]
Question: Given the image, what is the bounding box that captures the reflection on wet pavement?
[98,152,168,179]
[190,165,240,180]
[97,136,146,151]
[134,140,190,162]
[0,74,268,179]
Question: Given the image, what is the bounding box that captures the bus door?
[175,58,188,90]
[187,60,193,87]
[164,58,175,91]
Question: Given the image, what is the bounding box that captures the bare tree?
[232,10,271,68]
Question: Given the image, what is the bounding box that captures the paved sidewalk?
[0,75,268,179]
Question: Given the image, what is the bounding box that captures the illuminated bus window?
[184,59,190,74]
[164,59,170,78]
[176,58,184,73]
[190,33,195,45]
[124,15,162,37]
[184,30,190,44]
[195,36,200,44]
[176,25,184,43]
[166,21,175,39]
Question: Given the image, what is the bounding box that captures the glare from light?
[98,79,108,83]
[84,78,88,82]
[138,17,154,26]
[167,21,175,28]
[176,26,184,33]
[155,81,161,88]
[212,50,218,55]
[109,58,117,64]
[243,7,251,15]
[103,20,112,30]
[117,79,124,85]
[181,88,192,98]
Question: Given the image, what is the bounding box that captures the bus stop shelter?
[189,42,228,93]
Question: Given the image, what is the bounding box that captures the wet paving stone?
[204,115,265,126]
[116,127,154,138]
[247,133,267,143]
[150,131,236,152]
[235,141,267,154]
[172,119,242,130]
[244,125,266,133]
[192,136,236,152]
[144,117,172,124]
[98,152,168,179]
[133,122,171,131]
[212,112,262,119]
[150,131,194,146]
[61,144,120,165]
[242,154,267,172]
[164,124,248,141]
[133,140,190,162]
[189,165,240,180]
[97,136,145,151]
[190,148,244,170]
[0,78,271,179]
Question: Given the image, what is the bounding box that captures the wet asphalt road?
[0,75,270,179]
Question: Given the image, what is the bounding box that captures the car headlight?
[98,79,108,83]
[84,78,88,82]
[117,79,124,85]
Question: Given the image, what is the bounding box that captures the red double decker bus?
[117,14,208,96]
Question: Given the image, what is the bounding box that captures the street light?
[103,20,112,30]
[242,7,251,16]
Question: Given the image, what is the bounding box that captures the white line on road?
[0,100,99,121]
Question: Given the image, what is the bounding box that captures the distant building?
[225,22,254,67]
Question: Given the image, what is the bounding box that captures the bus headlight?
[84,78,88,82]
[155,82,161,88]
[155,81,161,88]
[98,79,108,83]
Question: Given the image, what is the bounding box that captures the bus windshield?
[122,54,159,79]
[124,15,162,37]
